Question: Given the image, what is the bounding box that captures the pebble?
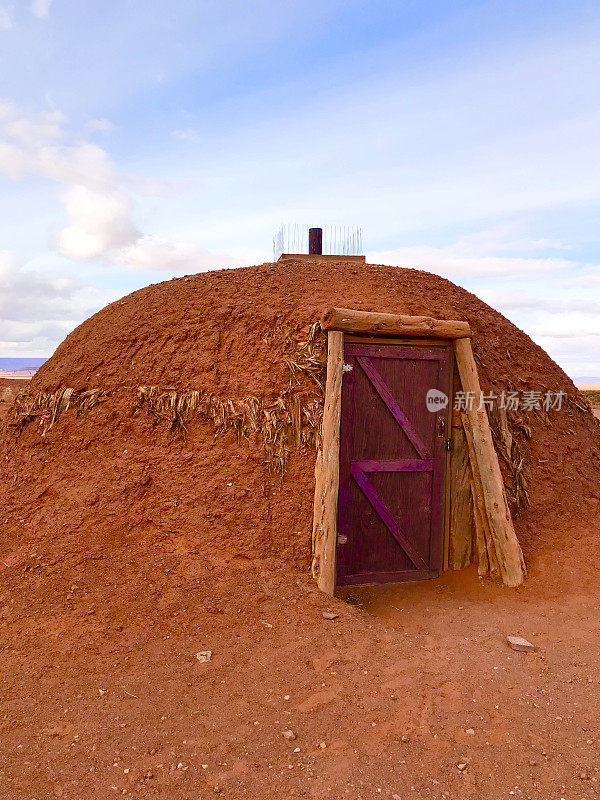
[466,728,475,735]
[282,730,296,741]
[507,635,536,653]
[322,612,339,620]
[196,650,212,662]
[458,762,468,771]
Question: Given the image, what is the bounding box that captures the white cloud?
[0,6,12,29]
[0,249,19,274]
[118,235,237,272]
[368,230,575,279]
[0,249,115,356]
[4,115,65,150]
[30,0,51,19]
[0,101,234,271]
[490,283,600,380]
[528,313,600,339]
[37,142,119,190]
[0,253,106,322]
[57,184,138,261]
[366,230,600,380]
[478,290,600,315]
[535,334,600,380]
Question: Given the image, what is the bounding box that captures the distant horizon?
[0,357,47,370]
[0,356,598,385]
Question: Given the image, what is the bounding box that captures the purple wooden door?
[336,342,451,586]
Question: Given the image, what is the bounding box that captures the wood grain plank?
[311,330,344,595]
[322,307,471,338]
[350,464,430,571]
[448,426,475,569]
[356,356,431,458]
[353,459,433,472]
[454,337,525,586]
[346,344,448,360]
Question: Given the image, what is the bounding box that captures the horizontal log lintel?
[321,307,471,339]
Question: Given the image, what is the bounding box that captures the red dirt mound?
[2,258,599,566]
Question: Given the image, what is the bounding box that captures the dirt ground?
[1,506,600,800]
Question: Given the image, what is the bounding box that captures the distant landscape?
[0,358,47,379]
[0,358,47,371]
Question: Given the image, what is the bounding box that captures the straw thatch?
[133,322,326,473]
[488,405,531,516]
[12,387,106,436]
[7,323,327,473]
[136,385,322,474]
[265,321,326,390]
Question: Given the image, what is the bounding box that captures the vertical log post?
[462,412,498,578]
[453,337,526,586]
[311,330,343,594]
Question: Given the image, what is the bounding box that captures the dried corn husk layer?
[12,387,105,436]
[136,385,323,473]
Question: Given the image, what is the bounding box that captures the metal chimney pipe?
[308,227,323,255]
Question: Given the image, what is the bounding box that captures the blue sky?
[0,0,598,378]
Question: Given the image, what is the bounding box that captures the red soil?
[1,259,599,799]
[0,377,29,424]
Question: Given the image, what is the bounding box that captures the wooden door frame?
[311,307,525,595]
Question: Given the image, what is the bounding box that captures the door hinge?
[445,438,453,452]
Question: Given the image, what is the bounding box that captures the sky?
[0,0,598,379]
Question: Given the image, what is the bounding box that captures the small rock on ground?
[507,635,536,653]
[196,651,212,662]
